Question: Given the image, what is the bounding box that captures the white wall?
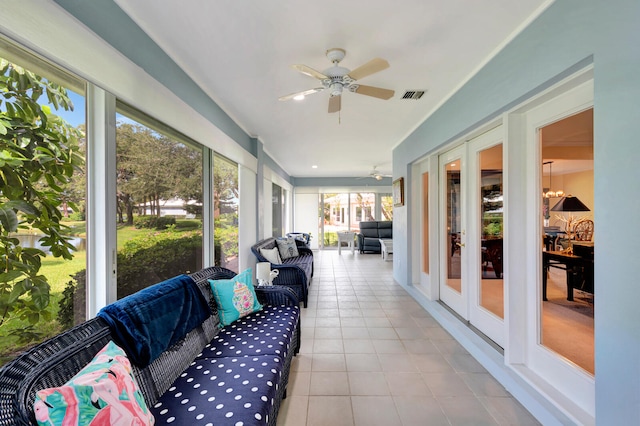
[262,178,273,240]
[294,191,320,250]
[238,165,257,272]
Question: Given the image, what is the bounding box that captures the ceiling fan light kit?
[357,165,392,181]
[279,48,395,114]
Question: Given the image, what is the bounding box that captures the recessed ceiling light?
[312,165,318,169]
[293,94,305,101]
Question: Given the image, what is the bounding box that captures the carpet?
[545,293,593,318]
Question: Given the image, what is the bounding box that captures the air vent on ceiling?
[401,90,426,100]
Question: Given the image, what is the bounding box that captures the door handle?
[456,242,465,248]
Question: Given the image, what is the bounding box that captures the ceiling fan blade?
[328,95,341,113]
[353,85,395,100]
[347,58,390,81]
[292,64,329,80]
[278,87,324,101]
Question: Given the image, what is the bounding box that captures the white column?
[239,165,257,272]
[85,84,117,317]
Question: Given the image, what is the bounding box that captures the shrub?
[58,279,77,330]
[133,215,176,230]
[59,231,203,325]
[175,219,202,230]
[117,231,202,297]
[69,211,85,221]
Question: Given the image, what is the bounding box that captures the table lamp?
[550,195,590,254]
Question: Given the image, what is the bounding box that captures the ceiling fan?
[278,48,395,113]
[358,166,392,181]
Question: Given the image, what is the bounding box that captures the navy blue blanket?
[97,274,211,368]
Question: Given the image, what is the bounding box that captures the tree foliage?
[212,156,238,267]
[0,58,83,342]
[116,122,202,224]
[213,155,238,216]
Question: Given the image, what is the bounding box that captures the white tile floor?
[277,250,540,426]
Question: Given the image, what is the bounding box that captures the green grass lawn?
[0,251,87,364]
[116,224,155,250]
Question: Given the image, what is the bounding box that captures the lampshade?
[550,195,590,212]
[256,262,271,283]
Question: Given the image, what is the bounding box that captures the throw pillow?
[276,237,299,260]
[260,247,282,264]
[34,341,154,426]
[209,268,263,327]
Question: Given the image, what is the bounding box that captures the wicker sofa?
[251,237,314,307]
[0,266,300,426]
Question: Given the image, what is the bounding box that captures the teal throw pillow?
[209,268,263,326]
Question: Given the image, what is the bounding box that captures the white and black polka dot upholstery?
[151,306,299,425]
[152,355,282,425]
[198,305,299,360]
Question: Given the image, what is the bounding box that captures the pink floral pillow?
[34,341,154,425]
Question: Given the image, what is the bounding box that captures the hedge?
[59,231,202,328]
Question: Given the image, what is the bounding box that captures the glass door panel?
[540,109,594,374]
[445,161,462,293]
[479,144,504,319]
[422,172,429,274]
[439,145,467,317]
[468,129,505,347]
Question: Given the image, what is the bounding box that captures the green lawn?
[116,224,155,250]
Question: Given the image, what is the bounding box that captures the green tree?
[381,194,393,221]
[116,122,202,223]
[213,156,238,267]
[0,58,83,343]
[213,156,238,216]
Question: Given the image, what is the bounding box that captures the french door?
[439,126,504,346]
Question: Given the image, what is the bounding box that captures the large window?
[213,154,238,270]
[540,108,594,374]
[272,183,284,237]
[0,36,246,368]
[0,52,86,365]
[320,192,390,248]
[115,110,204,298]
[381,193,393,220]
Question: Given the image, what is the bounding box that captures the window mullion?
[86,84,117,317]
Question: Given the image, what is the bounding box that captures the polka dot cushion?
[151,355,282,425]
[197,305,299,360]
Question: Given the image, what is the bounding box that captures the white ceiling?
[115,0,550,179]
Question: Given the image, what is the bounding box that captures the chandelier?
[543,161,564,198]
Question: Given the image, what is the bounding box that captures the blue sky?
[49,89,136,128]
[51,89,85,128]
